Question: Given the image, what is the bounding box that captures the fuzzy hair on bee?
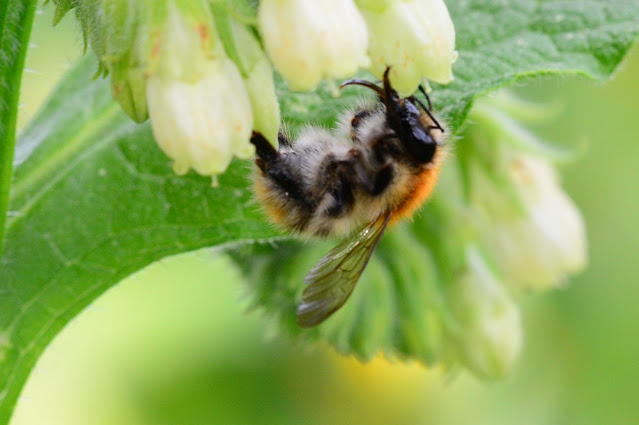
[250,67,448,327]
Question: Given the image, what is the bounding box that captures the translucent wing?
[296,212,392,328]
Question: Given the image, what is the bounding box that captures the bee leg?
[250,132,313,212]
[254,157,268,174]
[311,150,392,218]
[326,180,355,217]
[250,131,279,164]
[371,163,394,195]
[307,155,357,218]
[324,162,356,218]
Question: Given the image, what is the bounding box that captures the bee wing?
[296,212,392,328]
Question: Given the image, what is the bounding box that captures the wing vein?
[296,212,392,327]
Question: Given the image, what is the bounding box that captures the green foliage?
[1,0,638,422]
[234,0,639,364]
[0,58,281,422]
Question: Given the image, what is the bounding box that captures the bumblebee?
[250,68,447,328]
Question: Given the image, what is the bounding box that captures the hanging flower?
[258,0,370,91]
[357,0,457,95]
[65,0,285,179]
[65,0,457,182]
[146,60,254,176]
[462,98,588,291]
[144,2,255,178]
[478,154,587,290]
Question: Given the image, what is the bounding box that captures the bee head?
[340,68,443,164]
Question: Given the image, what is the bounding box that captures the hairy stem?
[0,0,38,256]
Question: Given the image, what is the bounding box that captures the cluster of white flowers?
[144,4,281,178]
[152,0,456,178]
[260,0,457,94]
[71,0,457,180]
[144,2,282,180]
[440,95,587,378]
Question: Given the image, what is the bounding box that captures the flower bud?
[259,0,370,91]
[358,0,457,95]
[449,246,522,379]
[111,61,148,123]
[74,0,150,121]
[146,2,254,177]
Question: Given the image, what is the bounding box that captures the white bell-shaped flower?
[147,60,254,176]
[259,0,370,91]
[146,2,254,178]
[358,0,457,94]
[481,155,587,290]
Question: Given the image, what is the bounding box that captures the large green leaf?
[0,58,279,422]
[1,0,638,421]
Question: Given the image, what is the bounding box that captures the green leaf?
[0,58,283,422]
[1,0,638,421]
[434,0,639,130]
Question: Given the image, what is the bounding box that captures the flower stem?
[0,0,38,257]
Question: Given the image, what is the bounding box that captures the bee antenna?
[418,85,433,111]
[408,95,445,133]
[339,79,385,97]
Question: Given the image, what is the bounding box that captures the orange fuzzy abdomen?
[390,161,441,224]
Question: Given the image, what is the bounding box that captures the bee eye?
[388,102,438,164]
[404,130,437,163]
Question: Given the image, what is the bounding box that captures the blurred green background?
[11,6,639,425]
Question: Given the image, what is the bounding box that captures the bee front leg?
[250,131,282,173]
